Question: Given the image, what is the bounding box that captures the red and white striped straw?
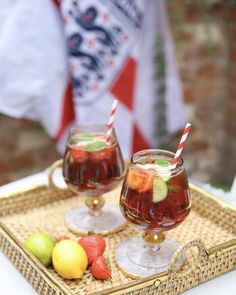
[172,123,191,166]
[106,99,118,143]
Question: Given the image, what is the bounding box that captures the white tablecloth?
[0,171,235,295]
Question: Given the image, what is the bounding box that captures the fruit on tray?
[52,239,88,279]
[78,234,106,265]
[25,233,56,266]
[90,256,111,280]
[57,235,69,242]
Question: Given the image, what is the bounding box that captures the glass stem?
[85,196,105,217]
[142,231,166,252]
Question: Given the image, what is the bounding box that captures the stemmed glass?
[49,124,126,235]
[115,149,191,277]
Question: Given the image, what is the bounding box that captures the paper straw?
[172,123,191,166]
[106,99,118,143]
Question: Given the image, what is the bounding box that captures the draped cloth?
[0,0,185,158]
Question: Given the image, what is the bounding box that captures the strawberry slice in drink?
[70,148,89,163]
[91,146,113,161]
[88,134,113,161]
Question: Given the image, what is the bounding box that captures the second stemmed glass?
[49,124,126,235]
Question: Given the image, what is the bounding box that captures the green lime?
[25,233,56,266]
[153,177,168,203]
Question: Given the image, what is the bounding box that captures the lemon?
[52,240,88,279]
[25,233,56,266]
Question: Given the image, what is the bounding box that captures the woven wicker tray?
[0,183,236,295]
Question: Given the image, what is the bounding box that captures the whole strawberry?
[78,235,106,265]
[91,256,111,280]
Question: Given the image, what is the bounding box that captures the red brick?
[228,83,236,98]
[34,145,60,167]
[183,88,196,102]
[226,105,236,117]
[225,120,236,136]
[195,101,219,120]
[230,47,236,60]
[199,45,223,58]
[0,115,21,133]
[188,139,209,153]
[19,119,38,130]
[229,66,236,80]
[185,3,203,22]
[197,63,220,78]
[182,44,222,61]
[180,67,196,82]
[229,26,236,41]
[209,3,225,16]
[229,7,236,20]
[0,175,12,186]
[185,80,221,101]
[176,30,193,42]
[183,46,201,60]
[0,153,35,173]
[0,137,17,153]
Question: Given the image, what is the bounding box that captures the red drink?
[120,152,191,232]
[63,130,124,195]
[116,149,191,277]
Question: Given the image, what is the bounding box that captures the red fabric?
[55,81,75,141]
[111,57,149,153]
[52,0,60,7]
[110,57,136,111]
[132,123,150,153]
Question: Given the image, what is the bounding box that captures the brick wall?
[167,0,235,186]
[220,4,236,185]
[0,115,60,186]
[0,0,235,186]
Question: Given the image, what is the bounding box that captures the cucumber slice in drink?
[156,159,169,167]
[153,177,168,203]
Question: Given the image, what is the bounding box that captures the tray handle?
[168,239,208,282]
[48,159,68,192]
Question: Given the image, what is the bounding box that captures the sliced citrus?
[140,174,153,192]
[126,168,153,192]
[126,169,141,190]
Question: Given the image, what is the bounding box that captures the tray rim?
[1,183,236,295]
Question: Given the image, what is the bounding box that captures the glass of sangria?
[115,149,191,277]
[48,124,126,235]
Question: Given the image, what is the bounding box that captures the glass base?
[115,236,185,278]
[64,204,127,235]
